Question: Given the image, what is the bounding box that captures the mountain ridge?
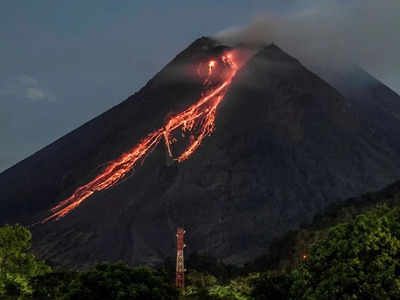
[1,37,400,267]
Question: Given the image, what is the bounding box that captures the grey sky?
[0,1,399,172]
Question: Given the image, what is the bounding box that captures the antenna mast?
[176,227,186,289]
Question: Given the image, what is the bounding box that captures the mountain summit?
[1,37,400,266]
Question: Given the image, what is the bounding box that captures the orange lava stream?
[43,51,243,223]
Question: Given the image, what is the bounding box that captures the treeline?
[0,224,177,300]
[1,180,400,299]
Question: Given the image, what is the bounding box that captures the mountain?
[1,37,400,267]
[317,65,400,155]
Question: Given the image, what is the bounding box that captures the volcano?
[1,37,400,266]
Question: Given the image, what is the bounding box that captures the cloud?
[0,75,56,102]
[215,0,400,91]
[25,87,49,101]
[18,75,38,86]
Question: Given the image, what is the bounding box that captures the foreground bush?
[31,263,178,300]
[291,206,400,299]
[0,224,50,299]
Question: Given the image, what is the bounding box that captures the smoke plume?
[215,0,400,92]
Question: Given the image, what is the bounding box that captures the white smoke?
[215,0,400,92]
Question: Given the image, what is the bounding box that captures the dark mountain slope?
[320,66,400,154]
[1,38,400,267]
[0,37,226,223]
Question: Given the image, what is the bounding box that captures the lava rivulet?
[43,50,249,223]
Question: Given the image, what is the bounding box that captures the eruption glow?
[43,50,249,223]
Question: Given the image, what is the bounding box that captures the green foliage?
[208,285,246,300]
[183,271,254,300]
[291,206,400,299]
[186,270,218,288]
[251,271,292,300]
[61,262,178,300]
[184,271,218,299]
[0,226,178,300]
[29,270,78,300]
[209,275,256,300]
[0,224,50,299]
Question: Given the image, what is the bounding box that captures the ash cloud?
[215,0,400,92]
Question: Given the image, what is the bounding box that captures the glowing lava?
[43,50,249,223]
[208,60,216,76]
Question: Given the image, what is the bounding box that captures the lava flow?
[43,49,249,223]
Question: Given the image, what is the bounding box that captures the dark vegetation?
[1,180,400,299]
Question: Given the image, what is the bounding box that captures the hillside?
[243,179,400,273]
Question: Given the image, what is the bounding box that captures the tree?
[29,270,78,300]
[184,271,218,300]
[184,270,254,300]
[251,271,292,300]
[63,262,178,300]
[0,224,50,299]
[291,206,400,299]
[208,275,255,300]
